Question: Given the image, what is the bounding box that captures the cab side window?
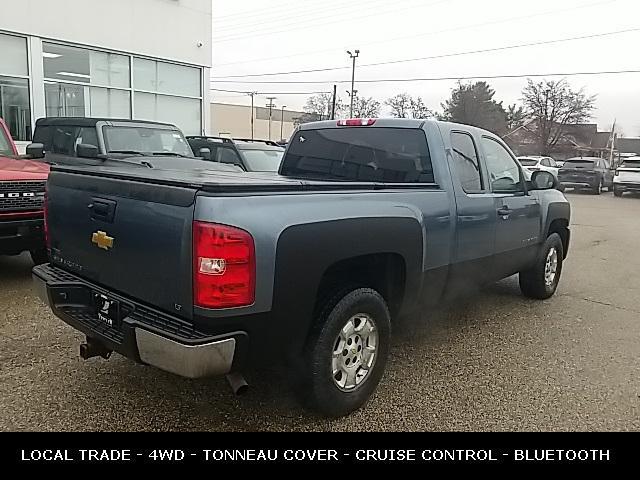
[75,127,99,153]
[217,147,242,166]
[51,126,79,155]
[481,137,524,193]
[450,131,483,193]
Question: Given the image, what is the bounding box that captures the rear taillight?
[337,118,376,126]
[43,186,50,249]
[193,221,255,309]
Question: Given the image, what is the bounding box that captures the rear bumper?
[0,218,44,255]
[613,181,640,192]
[33,263,246,378]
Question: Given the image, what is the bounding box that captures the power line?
[212,27,640,80]
[210,88,332,95]
[211,69,640,85]
[213,0,617,68]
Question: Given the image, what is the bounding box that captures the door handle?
[497,207,512,217]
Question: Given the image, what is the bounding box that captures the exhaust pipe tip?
[226,372,249,396]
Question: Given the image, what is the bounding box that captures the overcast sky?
[211,0,640,136]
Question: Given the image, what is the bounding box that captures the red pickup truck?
[0,118,49,264]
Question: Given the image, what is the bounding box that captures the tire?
[295,287,391,417]
[614,186,623,197]
[519,233,564,300]
[30,248,49,265]
[593,178,602,195]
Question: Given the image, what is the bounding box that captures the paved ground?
[1,191,639,431]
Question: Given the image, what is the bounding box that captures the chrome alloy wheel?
[544,247,559,286]
[331,313,378,391]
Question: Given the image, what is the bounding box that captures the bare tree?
[303,93,345,120]
[352,96,381,118]
[522,79,596,154]
[386,93,433,119]
[409,96,433,119]
[385,93,413,118]
[506,104,526,132]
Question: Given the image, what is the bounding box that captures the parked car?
[613,156,640,197]
[517,156,560,178]
[187,136,285,172]
[0,118,50,264]
[557,157,614,194]
[34,118,570,417]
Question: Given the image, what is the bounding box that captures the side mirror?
[76,143,99,159]
[531,170,557,190]
[26,143,45,159]
[198,147,211,160]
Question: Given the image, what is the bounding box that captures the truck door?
[480,136,541,278]
[447,130,497,288]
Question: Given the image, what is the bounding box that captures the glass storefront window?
[133,58,200,97]
[0,34,31,141]
[43,42,130,88]
[45,82,130,119]
[0,33,28,77]
[0,76,31,141]
[134,92,201,135]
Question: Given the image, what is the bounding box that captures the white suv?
[613,156,640,197]
[517,156,560,178]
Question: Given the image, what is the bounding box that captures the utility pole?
[347,49,360,118]
[280,105,286,141]
[346,89,358,116]
[266,97,277,141]
[331,84,337,120]
[247,91,257,140]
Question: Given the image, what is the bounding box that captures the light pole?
[347,49,360,118]
[266,97,277,140]
[280,105,287,142]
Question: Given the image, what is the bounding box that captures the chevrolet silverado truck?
[33,118,571,416]
[0,118,49,264]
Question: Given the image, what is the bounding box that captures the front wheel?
[613,185,623,197]
[296,287,391,417]
[519,233,564,300]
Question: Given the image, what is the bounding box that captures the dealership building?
[0,0,212,150]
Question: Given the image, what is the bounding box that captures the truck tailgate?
[47,170,196,319]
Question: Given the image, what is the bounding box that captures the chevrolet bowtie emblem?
[91,231,114,251]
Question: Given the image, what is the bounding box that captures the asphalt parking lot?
[1,191,639,431]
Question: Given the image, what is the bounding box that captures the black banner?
[3,432,635,467]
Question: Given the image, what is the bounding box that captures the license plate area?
[92,292,121,328]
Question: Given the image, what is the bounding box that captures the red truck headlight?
[193,221,255,309]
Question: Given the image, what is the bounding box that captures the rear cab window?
[450,131,483,193]
[280,127,434,183]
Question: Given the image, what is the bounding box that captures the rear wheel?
[593,178,603,195]
[519,233,564,300]
[295,287,391,417]
[614,185,623,197]
[30,248,48,265]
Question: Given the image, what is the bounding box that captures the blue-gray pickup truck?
[33,118,570,417]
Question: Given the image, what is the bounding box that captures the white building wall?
[1,0,212,67]
[1,0,212,145]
